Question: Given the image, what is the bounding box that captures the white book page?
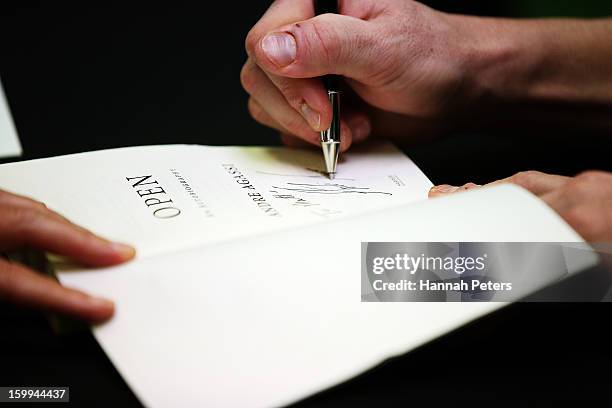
[0,142,432,257]
[58,185,593,408]
[0,81,22,158]
[0,144,594,407]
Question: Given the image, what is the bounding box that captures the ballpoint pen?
[315,0,341,180]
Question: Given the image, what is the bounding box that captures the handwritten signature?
[270,182,392,196]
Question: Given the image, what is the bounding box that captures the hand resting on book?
[0,189,135,322]
[430,170,612,241]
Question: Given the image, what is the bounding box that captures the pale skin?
[242,0,612,240]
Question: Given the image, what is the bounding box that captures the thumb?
[254,14,378,81]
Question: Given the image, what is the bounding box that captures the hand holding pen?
[242,0,612,168]
[243,0,478,153]
[242,0,469,156]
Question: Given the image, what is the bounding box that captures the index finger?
[0,207,135,267]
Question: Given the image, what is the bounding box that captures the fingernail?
[351,119,371,143]
[261,32,297,67]
[87,295,114,310]
[300,103,321,131]
[433,185,460,194]
[110,242,136,260]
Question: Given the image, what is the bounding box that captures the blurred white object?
[0,79,22,158]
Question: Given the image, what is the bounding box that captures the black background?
[1,1,611,406]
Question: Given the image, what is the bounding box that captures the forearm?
[454,16,612,131]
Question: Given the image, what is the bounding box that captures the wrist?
[449,16,612,116]
[444,14,543,113]
[453,16,612,134]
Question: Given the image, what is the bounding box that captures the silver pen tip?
[328,172,336,180]
[321,141,340,175]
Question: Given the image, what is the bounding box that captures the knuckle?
[247,98,265,123]
[562,207,603,240]
[565,178,593,197]
[11,207,38,233]
[282,114,305,133]
[280,114,309,136]
[240,62,257,95]
[244,28,259,57]
[511,171,543,189]
[576,170,608,183]
[275,80,303,109]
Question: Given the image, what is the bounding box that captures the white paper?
[0,80,22,159]
[0,144,592,407]
[60,185,589,408]
[0,142,432,256]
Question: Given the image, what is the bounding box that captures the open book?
[0,143,591,407]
